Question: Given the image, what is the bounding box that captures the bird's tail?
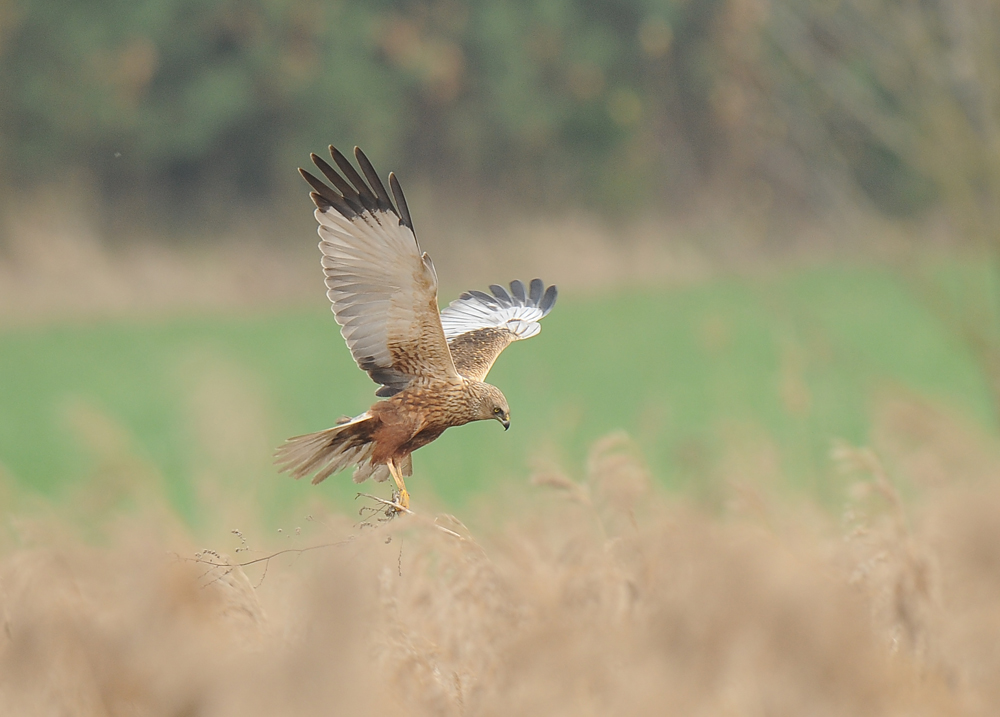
[275,412,386,485]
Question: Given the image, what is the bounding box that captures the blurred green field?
[0,264,994,525]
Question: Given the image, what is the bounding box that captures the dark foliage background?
[1,0,998,226]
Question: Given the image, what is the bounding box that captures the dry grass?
[0,194,318,325]
[0,185,712,325]
[2,404,1000,716]
[0,182,924,326]
[0,212,712,325]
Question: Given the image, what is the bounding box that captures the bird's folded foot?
[387,459,411,513]
[357,491,409,520]
[392,486,410,511]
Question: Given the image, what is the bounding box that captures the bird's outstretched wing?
[300,147,459,396]
[440,279,557,381]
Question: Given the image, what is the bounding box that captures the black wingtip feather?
[354,147,394,213]
[300,168,341,205]
[388,172,413,230]
[308,191,332,210]
[509,280,526,302]
[312,154,360,202]
[489,284,513,305]
[540,285,558,314]
[330,146,378,212]
[529,278,544,304]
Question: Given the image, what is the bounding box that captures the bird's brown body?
[368,378,480,464]
[274,145,555,508]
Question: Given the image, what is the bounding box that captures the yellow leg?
[387,459,410,511]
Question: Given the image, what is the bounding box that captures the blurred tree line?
[0,0,997,226]
[0,0,725,216]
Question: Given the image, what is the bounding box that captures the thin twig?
[254,558,270,589]
[187,537,355,570]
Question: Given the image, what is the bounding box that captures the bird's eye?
[494,407,502,415]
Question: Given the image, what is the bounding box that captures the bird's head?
[474,383,510,430]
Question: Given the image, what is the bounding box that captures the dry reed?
[2,402,999,716]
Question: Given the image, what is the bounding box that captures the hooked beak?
[499,416,510,431]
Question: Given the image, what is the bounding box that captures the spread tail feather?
[275,412,382,485]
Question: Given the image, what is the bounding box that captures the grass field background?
[5,254,1000,716]
[1,262,994,527]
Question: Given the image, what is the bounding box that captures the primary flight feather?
[275,146,557,508]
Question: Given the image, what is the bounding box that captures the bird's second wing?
[440,279,557,381]
[301,147,459,396]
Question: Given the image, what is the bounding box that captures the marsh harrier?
[274,146,557,509]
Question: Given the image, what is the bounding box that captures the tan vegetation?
[0,180,953,327]
[2,401,1000,716]
[0,198,712,325]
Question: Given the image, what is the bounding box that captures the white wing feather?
[318,209,434,369]
[440,279,557,342]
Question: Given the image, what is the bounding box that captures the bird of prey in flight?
[275,146,557,509]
